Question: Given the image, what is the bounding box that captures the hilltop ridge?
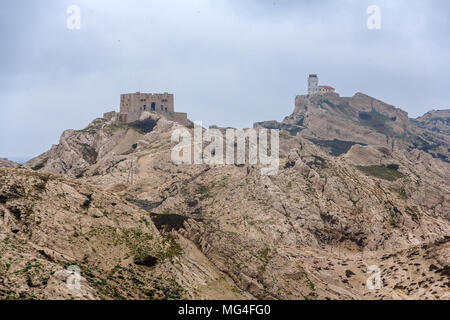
[0,158,18,168]
[255,92,450,162]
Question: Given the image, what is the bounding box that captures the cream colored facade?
[318,86,335,94]
[103,92,188,125]
[120,92,174,114]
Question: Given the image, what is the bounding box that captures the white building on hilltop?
[308,74,336,95]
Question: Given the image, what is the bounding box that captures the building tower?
[308,74,318,95]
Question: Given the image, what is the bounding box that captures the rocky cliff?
[255,93,450,163]
[3,95,450,300]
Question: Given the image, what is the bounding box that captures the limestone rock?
[3,92,449,300]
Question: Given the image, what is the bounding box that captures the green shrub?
[151,213,188,231]
[309,139,366,156]
[358,110,394,135]
[128,118,158,133]
[31,163,45,171]
[356,165,405,181]
[157,235,182,260]
[134,255,158,268]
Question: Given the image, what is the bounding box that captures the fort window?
[161,105,164,111]
[143,105,146,110]
[151,103,155,111]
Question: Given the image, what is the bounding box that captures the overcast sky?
[1,0,449,161]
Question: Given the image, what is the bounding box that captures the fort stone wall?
[103,92,189,126]
[120,92,174,114]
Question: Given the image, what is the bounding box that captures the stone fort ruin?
[103,92,188,125]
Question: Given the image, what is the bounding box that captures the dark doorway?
[151,102,155,111]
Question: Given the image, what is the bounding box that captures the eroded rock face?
[0,168,247,300]
[286,92,411,147]
[22,113,171,178]
[256,93,449,162]
[413,109,450,135]
[3,94,450,300]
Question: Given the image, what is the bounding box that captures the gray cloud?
[1,0,449,160]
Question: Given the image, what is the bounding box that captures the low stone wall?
[103,110,190,127]
[103,111,117,121]
[169,112,189,125]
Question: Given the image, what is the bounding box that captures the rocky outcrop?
[413,109,450,135]
[287,92,411,145]
[410,109,450,163]
[23,113,173,178]
[0,158,18,168]
[255,93,449,163]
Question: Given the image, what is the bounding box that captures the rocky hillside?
[0,158,18,169]
[4,94,450,300]
[0,167,247,300]
[412,109,450,135]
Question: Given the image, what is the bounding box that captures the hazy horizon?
[1,0,449,160]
